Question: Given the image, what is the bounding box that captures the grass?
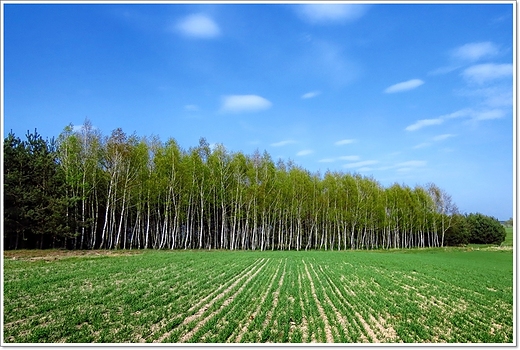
[3,248,513,343]
[502,227,514,246]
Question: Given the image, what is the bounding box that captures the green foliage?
[3,124,496,251]
[466,213,506,245]
[3,249,513,343]
[443,214,470,246]
[4,130,70,249]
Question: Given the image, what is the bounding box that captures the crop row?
[3,249,513,343]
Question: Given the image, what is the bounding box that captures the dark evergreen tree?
[443,214,470,246]
[4,131,29,249]
[466,213,506,245]
[4,130,69,249]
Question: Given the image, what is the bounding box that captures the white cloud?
[335,139,356,146]
[220,95,272,113]
[452,42,499,62]
[462,63,512,85]
[413,142,431,149]
[297,149,314,156]
[413,135,454,148]
[432,134,455,141]
[405,118,443,131]
[393,160,427,173]
[176,14,220,38]
[396,160,426,168]
[301,91,321,99]
[384,79,424,93]
[407,107,507,132]
[473,109,506,120]
[294,39,361,87]
[441,108,473,119]
[442,107,506,121]
[459,87,512,108]
[297,4,369,24]
[184,104,200,112]
[319,155,359,163]
[343,160,379,169]
[271,140,296,147]
[338,155,360,161]
[428,65,461,76]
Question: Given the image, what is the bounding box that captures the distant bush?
[444,214,470,246]
[466,213,506,245]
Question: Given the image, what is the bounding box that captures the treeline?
[3,122,504,250]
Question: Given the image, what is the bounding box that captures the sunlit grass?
[4,248,513,343]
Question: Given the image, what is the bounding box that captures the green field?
[3,248,513,343]
[502,227,514,246]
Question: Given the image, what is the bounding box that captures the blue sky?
[3,2,514,220]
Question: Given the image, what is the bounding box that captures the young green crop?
[4,248,513,343]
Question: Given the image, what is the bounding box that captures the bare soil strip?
[162,259,267,343]
[259,258,287,339]
[176,258,269,343]
[353,311,380,343]
[372,314,398,342]
[315,264,380,343]
[184,258,264,318]
[307,262,348,342]
[302,260,333,343]
[297,267,311,343]
[234,259,283,343]
[379,270,492,341]
[151,258,264,342]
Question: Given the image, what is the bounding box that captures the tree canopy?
[5,122,501,250]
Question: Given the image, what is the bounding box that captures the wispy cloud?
[319,155,359,163]
[294,39,361,87]
[176,14,220,38]
[271,140,296,147]
[413,135,454,148]
[297,149,314,156]
[184,104,200,112]
[442,109,473,119]
[428,65,461,76]
[443,107,506,122]
[405,118,443,131]
[458,87,512,108]
[432,134,455,141]
[452,41,499,62]
[462,63,512,85]
[343,160,379,169]
[338,155,360,161]
[384,79,424,93]
[393,160,427,173]
[220,95,272,113]
[335,139,356,146]
[407,107,506,132]
[396,160,426,168]
[473,109,506,120]
[413,142,431,149]
[301,91,321,99]
[296,4,370,24]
